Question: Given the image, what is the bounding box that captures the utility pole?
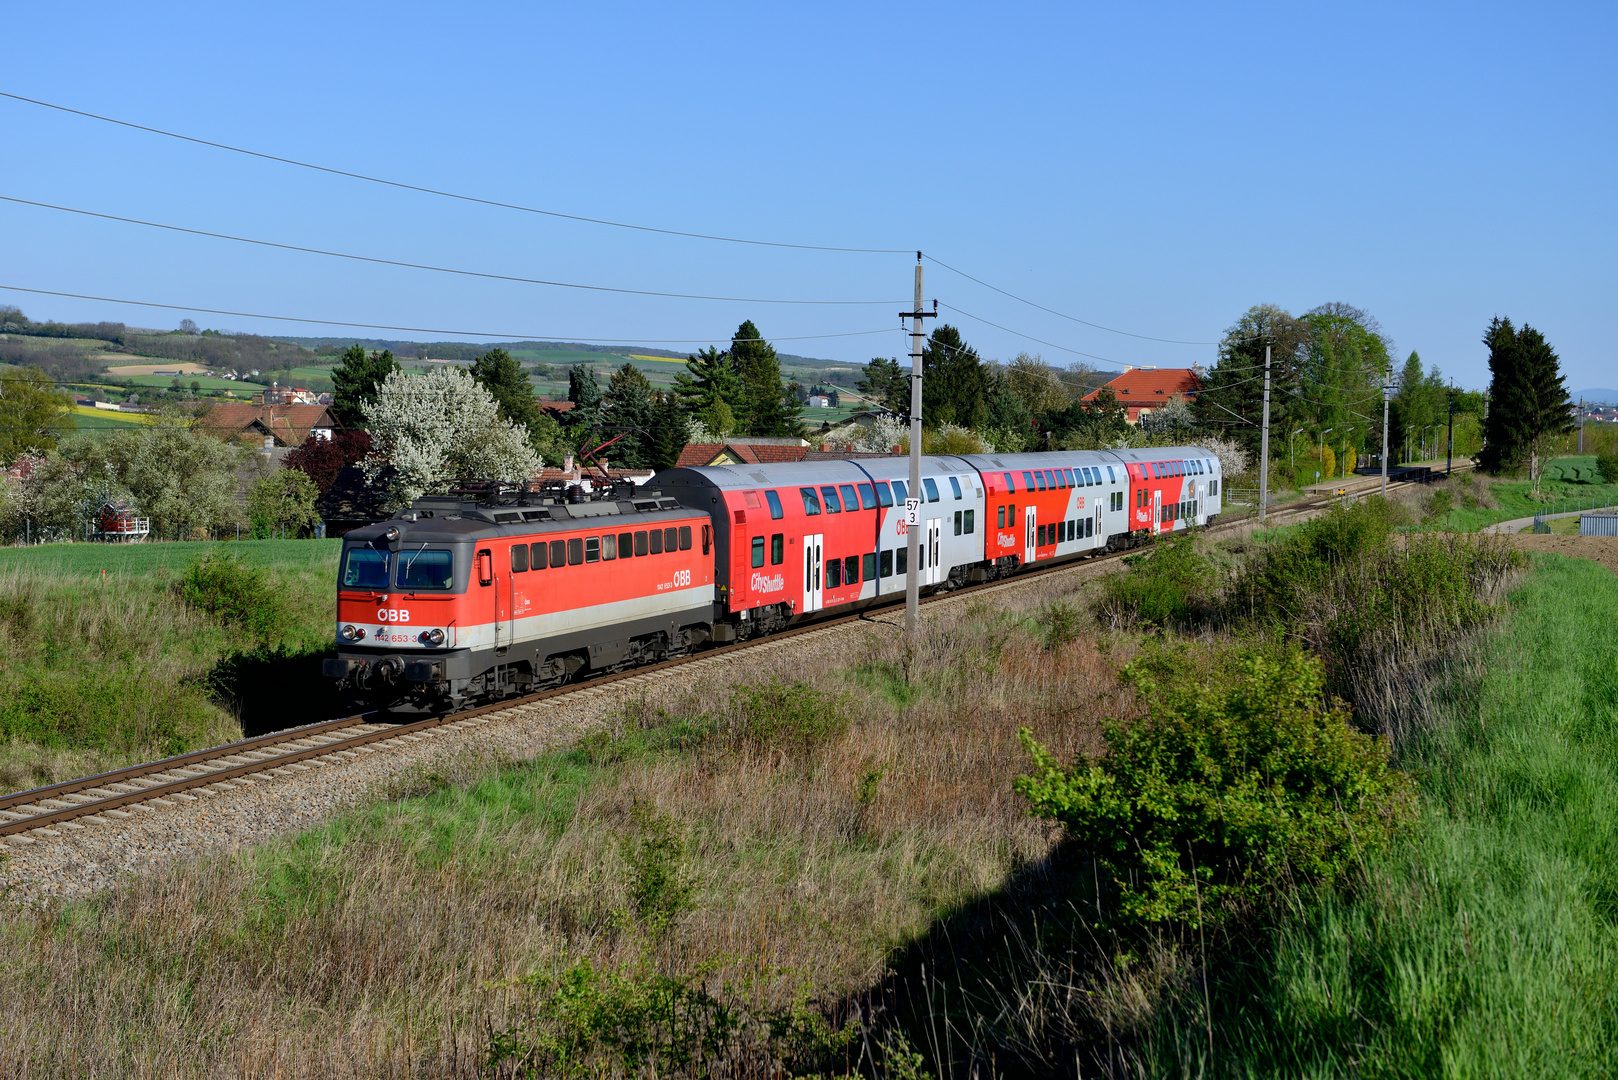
[1579,397,1585,454]
[1381,370,1392,496]
[1446,379,1455,475]
[900,253,934,639]
[1258,343,1271,523]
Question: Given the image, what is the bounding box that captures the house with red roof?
[673,437,813,468]
[1079,366,1203,425]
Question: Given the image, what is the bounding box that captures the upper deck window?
[858,482,877,509]
[396,549,454,591]
[874,481,893,507]
[765,490,784,519]
[1004,472,1015,493]
[839,484,859,512]
[341,548,390,589]
[890,479,907,503]
[800,487,822,515]
[923,478,940,502]
[949,477,962,499]
[1023,471,1035,491]
[820,486,842,513]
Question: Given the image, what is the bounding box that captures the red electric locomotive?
[324,488,715,712]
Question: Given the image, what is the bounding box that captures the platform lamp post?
[1289,428,1305,474]
[1317,428,1332,486]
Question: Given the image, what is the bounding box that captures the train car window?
[1071,521,1079,541]
[585,537,601,563]
[896,547,907,575]
[1008,501,1016,522]
[744,490,762,509]
[649,529,664,554]
[664,527,679,552]
[1088,518,1095,538]
[800,488,822,515]
[618,532,634,559]
[820,486,842,513]
[874,481,893,507]
[765,490,784,519]
[1003,472,1016,493]
[511,545,529,573]
[602,534,617,561]
[826,559,842,588]
[341,549,390,589]
[1033,472,1046,492]
[399,550,455,591]
[953,510,962,535]
[1058,468,1070,487]
[702,525,711,554]
[771,533,784,564]
[550,540,566,567]
[924,478,940,502]
[890,479,907,503]
[679,526,692,550]
[751,537,765,567]
[858,483,877,509]
[997,505,1006,528]
[476,550,493,586]
[634,531,648,557]
[965,509,975,533]
[863,552,877,581]
[839,484,859,512]
[880,549,893,577]
[567,538,584,565]
[1044,470,1056,489]
[844,555,859,583]
[1107,466,1116,483]
[949,476,963,499]
[1036,523,1045,545]
[530,543,547,570]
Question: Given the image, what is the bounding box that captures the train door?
[802,533,823,613]
[1152,489,1162,536]
[926,518,942,584]
[479,547,509,655]
[1194,482,1204,526]
[1024,505,1037,563]
[1093,501,1103,548]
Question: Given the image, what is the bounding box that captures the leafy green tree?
[1001,352,1070,418]
[1046,385,1129,449]
[673,346,745,420]
[0,367,70,461]
[981,363,1034,451]
[1299,303,1392,458]
[1193,304,1309,460]
[1478,317,1572,493]
[248,468,321,537]
[1390,351,1449,462]
[856,356,908,412]
[731,321,803,438]
[921,324,987,429]
[330,345,400,428]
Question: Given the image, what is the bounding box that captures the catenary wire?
[922,254,1219,346]
[0,90,910,255]
[0,284,896,345]
[0,195,906,307]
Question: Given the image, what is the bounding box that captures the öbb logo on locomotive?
[325,448,1219,713]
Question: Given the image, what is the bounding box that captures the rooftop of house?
[202,401,341,447]
[1080,366,1203,403]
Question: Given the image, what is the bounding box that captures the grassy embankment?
[0,540,339,790]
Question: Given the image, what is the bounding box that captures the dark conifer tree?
[921,325,987,428]
[468,348,540,433]
[1479,317,1571,490]
[331,345,400,428]
[857,356,908,412]
[731,321,803,438]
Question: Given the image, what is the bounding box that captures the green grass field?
[1183,553,1618,1075]
[67,405,152,431]
[0,538,340,578]
[118,374,269,392]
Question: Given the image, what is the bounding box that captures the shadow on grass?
[207,644,345,737]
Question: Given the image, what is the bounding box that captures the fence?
[1531,497,1618,534]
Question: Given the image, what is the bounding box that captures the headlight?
[383,527,400,542]
[421,628,445,646]
[340,624,365,641]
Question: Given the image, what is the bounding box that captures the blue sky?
[3,2,1613,393]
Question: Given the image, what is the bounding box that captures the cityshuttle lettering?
[751,572,785,593]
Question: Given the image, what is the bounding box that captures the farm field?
[67,405,152,431]
[116,373,269,392]
[105,362,212,376]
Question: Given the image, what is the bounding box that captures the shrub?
[1599,451,1618,485]
[626,799,694,932]
[1016,644,1414,929]
[1096,534,1210,628]
[727,679,849,758]
[176,550,288,643]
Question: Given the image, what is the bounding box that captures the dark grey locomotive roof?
[342,491,705,545]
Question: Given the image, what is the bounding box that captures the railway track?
[0,474,1431,844]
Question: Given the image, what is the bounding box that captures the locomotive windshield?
[341,548,390,589]
[396,548,455,591]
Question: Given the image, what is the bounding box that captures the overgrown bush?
[176,550,288,643]
[726,679,849,758]
[1599,451,1618,485]
[626,799,694,932]
[1016,643,1414,929]
[1096,534,1211,628]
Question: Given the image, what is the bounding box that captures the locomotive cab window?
[649,530,663,555]
[341,548,391,589]
[765,490,784,520]
[550,540,566,567]
[665,527,680,551]
[679,525,692,550]
[398,549,455,591]
[530,542,547,570]
[633,531,648,557]
[567,538,584,565]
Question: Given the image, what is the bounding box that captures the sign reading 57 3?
[903,498,922,527]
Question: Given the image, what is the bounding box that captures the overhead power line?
[0,284,895,345]
[0,90,910,255]
[935,302,1123,365]
[0,194,904,307]
[922,254,1219,346]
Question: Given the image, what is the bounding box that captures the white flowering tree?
[362,366,541,509]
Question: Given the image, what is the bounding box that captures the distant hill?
[269,336,836,367]
[1574,388,1618,405]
